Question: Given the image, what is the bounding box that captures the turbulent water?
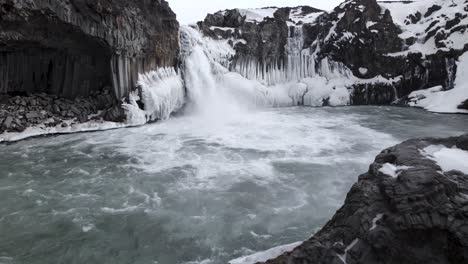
[0,106,467,264]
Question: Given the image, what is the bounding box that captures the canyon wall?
[0,0,179,99]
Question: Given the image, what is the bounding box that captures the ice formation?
[123,67,185,125]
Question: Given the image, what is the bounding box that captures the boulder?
[264,134,468,264]
[2,116,13,129]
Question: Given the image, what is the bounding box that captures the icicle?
[123,68,185,125]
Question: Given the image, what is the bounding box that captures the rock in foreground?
[264,134,468,264]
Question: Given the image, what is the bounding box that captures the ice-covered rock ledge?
[261,133,468,264]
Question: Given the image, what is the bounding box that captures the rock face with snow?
[263,133,468,264]
[196,0,468,109]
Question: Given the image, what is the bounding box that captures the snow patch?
[421,145,468,174]
[337,239,359,264]
[379,163,412,178]
[359,67,368,75]
[290,7,323,25]
[229,241,302,264]
[370,213,384,231]
[238,8,278,23]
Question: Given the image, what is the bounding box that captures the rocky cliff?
[0,0,180,134]
[196,0,468,110]
[0,0,179,98]
[263,133,468,264]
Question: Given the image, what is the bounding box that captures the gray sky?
[168,0,343,24]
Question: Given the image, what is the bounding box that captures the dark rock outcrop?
[264,134,468,264]
[310,0,403,77]
[0,0,179,99]
[198,7,294,75]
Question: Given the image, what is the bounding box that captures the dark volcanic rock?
[198,7,293,75]
[264,134,468,264]
[0,0,180,132]
[0,0,179,99]
[0,90,124,134]
[312,0,403,77]
[458,99,468,110]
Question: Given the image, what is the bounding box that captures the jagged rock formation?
[263,133,468,264]
[197,0,468,107]
[0,0,179,99]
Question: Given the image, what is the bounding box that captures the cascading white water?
[123,25,361,125]
[180,26,253,120]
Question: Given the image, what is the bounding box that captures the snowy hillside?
[379,0,468,55]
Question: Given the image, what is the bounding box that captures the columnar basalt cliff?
[0,0,179,134]
[0,0,179,98]
[263,134,468,264]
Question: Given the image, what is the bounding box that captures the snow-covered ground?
[238,7,279,23]
[290,7,323,25]
[408,52,468,113]
[0,119,128,143]
[229,241,302,264]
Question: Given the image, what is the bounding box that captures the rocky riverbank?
[0,90,124,134]
[0,0,180,140]
[263,134,468,264]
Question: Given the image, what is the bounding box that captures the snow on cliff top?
[290,7,324,24]
[238,7,323,24]
[379,0,468,55]
[238,7,279,22]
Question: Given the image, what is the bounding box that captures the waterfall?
[123,25,357,125]
[180,26,259,119]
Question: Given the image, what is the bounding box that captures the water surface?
[0,106,467,264]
